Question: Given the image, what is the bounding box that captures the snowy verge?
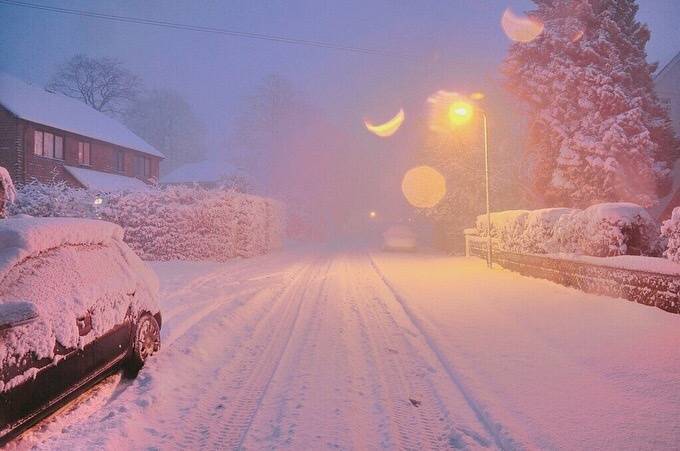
[466,238,680,314]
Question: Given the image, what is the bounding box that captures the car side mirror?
[0,301,39,331]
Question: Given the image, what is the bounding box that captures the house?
[0,73,164,191]
[654,51,680,220]
[161,159,252,191]
[655,50,680,136]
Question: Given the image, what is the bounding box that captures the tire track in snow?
[172,257,331,449]
[349,256,491,449]
[368,253,519,450]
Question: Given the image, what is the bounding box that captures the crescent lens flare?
[401,166,446,209]
[364,108,405,138]
[501,8,543,43]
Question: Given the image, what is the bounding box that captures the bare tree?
[47,54,140,115]
[124,89,206,173]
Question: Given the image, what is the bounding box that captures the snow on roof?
[654,50,680,83]
[161,159,245,184]
[0,73,164,159]
[64,165,149,192]
[0,216,123,281]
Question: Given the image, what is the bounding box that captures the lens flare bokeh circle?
[401,166,446,209]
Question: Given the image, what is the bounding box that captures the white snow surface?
[0,73,164,158]
[0,217,159,392]
[64,166,149,192]
[9,249,680,450]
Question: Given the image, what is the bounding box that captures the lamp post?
[449,101,493,268]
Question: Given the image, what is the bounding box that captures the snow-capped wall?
[10,182,284,262]
[466,238,680,315]
[661,207,680,263]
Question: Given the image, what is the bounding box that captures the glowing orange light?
[470,92,485,100]
[369,211,377,219]
[501,8,543,43]
[428,91,475,133]
[448,101,474,126]
[364,108,405,138]
[401,166,446,209]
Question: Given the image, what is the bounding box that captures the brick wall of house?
[20,119,161,186]
[0,107,21,183]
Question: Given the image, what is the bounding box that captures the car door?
[0,340,88,437]
[90,295,135,373]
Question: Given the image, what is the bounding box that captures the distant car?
[383,225,417,252]
[0,217,161,444]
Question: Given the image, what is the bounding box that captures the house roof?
[160,159,246,184]
[0,73,164,159]
[64,165,149,192]
[654,50,680,83]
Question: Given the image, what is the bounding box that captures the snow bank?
[551,203,661,257]
[10,182,284,262]
[661,207,680,263]
[0,217,159,392]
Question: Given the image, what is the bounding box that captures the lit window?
[33,130,64,160]
[33,131,42,155]
[78,142,91,166]
[55,136,63,160]
[43,132,54,158]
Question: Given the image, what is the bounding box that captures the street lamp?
[448,100,493,269]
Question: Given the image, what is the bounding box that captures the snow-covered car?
[382,225,417,252]
[0,217,161,444]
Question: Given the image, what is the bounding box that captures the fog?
[1,0,677,243]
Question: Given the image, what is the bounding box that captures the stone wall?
[465,235,680,315]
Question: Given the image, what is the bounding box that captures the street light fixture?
[448,100,493,269]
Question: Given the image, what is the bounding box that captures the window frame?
[134,154,151,179]
[116,150,125,173]
[33,130,64,160]
[77,141,92,166]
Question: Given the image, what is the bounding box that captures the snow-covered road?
[10,249,680,450]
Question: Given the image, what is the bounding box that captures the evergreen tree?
[504,0,678,208]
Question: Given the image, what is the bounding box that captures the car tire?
[124,313,160,378]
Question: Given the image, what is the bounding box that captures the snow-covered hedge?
[661,207,680,263]
[521,208,576,253]
[10,182,284,261]
[551,203,661,257]
[475,210,530,252]
[474,203,661,257]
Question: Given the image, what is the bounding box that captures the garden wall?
[465,234,680,315]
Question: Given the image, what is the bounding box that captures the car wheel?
[124,313,160,378]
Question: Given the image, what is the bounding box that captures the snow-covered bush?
[10,180,97,218]
[661,207,680,263]
[10,182,284,261]
[475,210,529,252]
[550,203,661,257]
[521,208,576,253]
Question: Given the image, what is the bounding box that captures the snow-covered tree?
[0,166,16,219]
[124,89,207,174]
[504,0,678,208]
